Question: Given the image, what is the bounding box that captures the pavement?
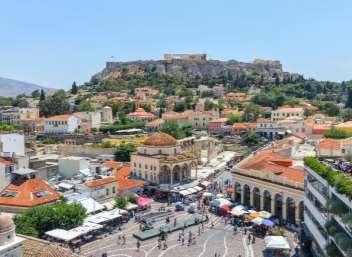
[80,204,267,257]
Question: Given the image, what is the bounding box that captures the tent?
[202,192,213,197]
[137,196,153,207]
[264,236,290,250]
[259,211,272,219]
[216,193,225,198]
[262,219,275,227]
[231,205,248,216]
[212,198,232,208]
[252,217,263,225]
[179,189,192,196]
[124,202,138,211]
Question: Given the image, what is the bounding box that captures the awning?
[70,198,104,214]
[251,217,263,225]
[212,198,232,208]
[200,181,210,187]
[202,192,213,197]
[193,186,203,192]
[264,236,290,250]
[187,188,198,194]
[137,196,153,207]
[259,211,272,219]
[45,229,82,242]
[124,202,138,210]
[179,189,191,196]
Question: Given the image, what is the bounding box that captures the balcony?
[326,219,352,256]
[304,196,327,226]
[304,212,327,251]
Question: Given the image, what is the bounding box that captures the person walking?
[198,226,201,236]
[201,222,204,232]
[181,236,185,245]
[136,240,141,252]
[117,235,121,245]
[122,234,126,245]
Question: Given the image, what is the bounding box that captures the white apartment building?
[58,156,89,178]
[304,159,352,257]
[271,107,304,121]
[44,114,80,134]
[0,133,25,157]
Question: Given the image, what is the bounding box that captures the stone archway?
[286,197,296,224]
[263,190,272,212]
[252,187,261,210]
[234,182,241,203]
[274,193,283,220]
[160,165,171,184]
[243,184,251,207]
[181,164,189,182]
[172,165,181,184]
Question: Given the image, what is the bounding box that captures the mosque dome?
[143,133,177,147]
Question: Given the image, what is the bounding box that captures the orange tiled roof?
[146,118,165,127]
[233,123,256,129]
[240,151,305,183]
[275,107,304,112]
[318,139,342,150]
[113,166,145,192]
[256,118,271,123]
[85,176,116,188]
[128,108,155,117]
[0,178,60,207]
[104,161,123,170]
[209,118,228,123]
[45,114,72,121]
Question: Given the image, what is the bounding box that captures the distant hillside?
[0,77,55,98]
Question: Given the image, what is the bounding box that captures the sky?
[1,0,352,89]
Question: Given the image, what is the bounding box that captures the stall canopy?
[259,211,272,219]
[194,186,203,192]
[264,236,290,250]
[124,202,138,211]
[179,189,191,196]
[231,205,248,216]
[251,217,263,225]
[72,198,104,214]
[200,181,210,188]
[202,192,213,197]
[262,219,275,227]
[84,210,122,224]
[212,198,232,208]
[187,188,198,194]
[137,196,153,207]
[216,193,225,198]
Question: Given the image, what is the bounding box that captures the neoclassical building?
[131,133,197,185]
[232,139,305,224]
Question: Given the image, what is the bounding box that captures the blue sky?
[1,0,352,89]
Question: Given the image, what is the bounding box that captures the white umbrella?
[251,217,263,225]
[202,192,213,197]
[216,193,224,198]
[259,211,272,219]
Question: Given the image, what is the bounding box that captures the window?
[145,164,148,169]
[112,186,116,194]
[106,188,109,195]
[134,163,136,167]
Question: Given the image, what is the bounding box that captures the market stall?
[264,236,290,257]
[137,196,153,210]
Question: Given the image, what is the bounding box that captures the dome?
[0,214,15,233]
[143,133,177,146]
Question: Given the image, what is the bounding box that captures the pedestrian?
[198,226,201,236]
[201,222,204,232]
[178,231,182,241]
[174,218,177,227]
[157,239,161,249]
[244,227,247,235]
[211,221,214,228]
[181,236,185,245]
[163,241,167,250]
[122,234,126,245]
[136,240,140,252]
[252,236,256,244]
[117,235,121,245]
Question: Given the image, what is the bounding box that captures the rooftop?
[0,177,60,207]
[143,133,178,147]
[44,114,73,121]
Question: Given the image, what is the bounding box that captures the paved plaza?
[80,205,269,257]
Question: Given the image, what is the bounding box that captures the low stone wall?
[57,144,115,158]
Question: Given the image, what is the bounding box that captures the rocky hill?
[0,77,55,97]
[93,55,303,85]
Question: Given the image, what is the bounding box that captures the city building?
[271,107,304,121]
[134,87,159,100]
[58,156,89,178]
[232,123,256,135]
[225,92,251,104]
[130,133,197,185]
[304,158,352,256]
[44,114,80,134]
[0,133,25,157]
[316,138,352,157]
[85,176,118,201]
[208,118,230,135]
[145,118,165,132]
[74,111,101,133]
[0,169,60,213]
[127,108,156,122]
[100,106,113,124]
[232,138,306,224]
[256,118,286,140]
[0,214,24,257]
[212,85,225,98]
[0,158,14,191]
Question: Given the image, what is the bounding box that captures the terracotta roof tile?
[318,139,342,150]
[0,178,60,207]
[85,176,116,188]
[113,166,145,193]
[45,114,73,121]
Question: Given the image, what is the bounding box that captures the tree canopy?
[14,202,86,238]
[114,143,137,162]
[39,90,70,117]
[160,120,191,139]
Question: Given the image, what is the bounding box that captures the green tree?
[346,87,352,108]
[242,103,263,122]
[115,196,128,209]
[226,113,242,125]
[71,81,78,94]
[0,97,13,106]
[76,100,94,112]
[40,89,46,101]
[14,202,86,238]
[39,90,70,117]
[160,120,185,139]
[324,128,352,139]
[31,90,40,99]
[241,131,263,146]
[13,94,28,108]
[114,143,137,162]
[127,194,137,204]
[174,102,186,112]
[342,108,352,121]
[204,99,214,111]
